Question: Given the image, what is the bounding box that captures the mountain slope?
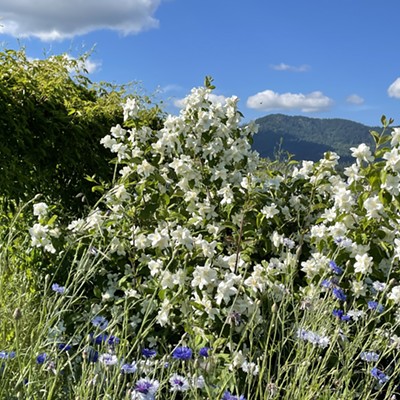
[252,114,378,163]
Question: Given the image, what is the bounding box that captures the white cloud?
[388,78,400,98]
[0,0,162,41]
[247,89,333,113]
[173,93,228,109]
[346,94,364,105]
[270,63,310,72]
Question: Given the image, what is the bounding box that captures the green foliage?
[0,48,159,213]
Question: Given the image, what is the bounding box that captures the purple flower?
[172,346,192,360]
[107,335,120,346]
[91,316,108,330]
[134,378,159,395]
[222,390,246,400]
[368,301,384,313]
[371,367,389,384]
[142,348,157,358]
[57,343,71,352]
[51,283,65,294]
[0,351,15,359]
[332,309,351,321]
[121,362,137,374]
[36,353,47,364]
[199,347,211,357]
[332,287,347,302]
[329,261,343,275]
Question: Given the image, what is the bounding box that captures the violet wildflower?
[360,351,379,362]
[142,348,157,358]
[199,347,211,357]
[329,260,343,275]
[57,343,71,352]
[0,351,15,359]
[169,373,190,392]
[121,362,137,374]
[172,346,192,360]
[332,287,347,302]
[368,301,384,313]
[222,390,246,400]
[91,316,109,330]
[134,378,159,396]
[36,353,47,364]
[99,353,118,366]
[51,283,65,294]
[371,367,389,384]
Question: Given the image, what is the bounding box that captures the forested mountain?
[252,114,382,163]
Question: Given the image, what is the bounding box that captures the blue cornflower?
[368,301,384,313]
[371,367,389,384]
[332,309,351,321]
[86,348,99,363]
[321,279,332,289]
[332,287,347,302]
[57,343,71,352]
[221,390,246,400]
[142,348,157,358]
[107,335,120,346]
[36,353,47,364]
[51,283,65,294]
[199,347,211,357]
[0,351,15,359]
[134,378,160,396]
[169,373,190,392]
[121,362,137,374]
[90,333,108,345]
[329,261,343,275]
[91,316,108,330]
[172,346,192,360]
[360,351,379,362]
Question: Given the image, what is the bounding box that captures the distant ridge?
[252,114,379,163]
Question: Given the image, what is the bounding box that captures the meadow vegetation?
[1,54,400,399]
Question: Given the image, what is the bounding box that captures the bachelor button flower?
[36,353,47,364]
[57,343,71,352]
[371,367,389,384]
[121,362,137,374]
[99,353,118,366]
[221,390,246,400]
[142,348,157,358]
[169,373,190,392]
[0,351,15,359]
[332,287,347,302]
[329,260,343,275]
[172,346,192,360]
[91,316,109,330]
[199,347,211,357]
[360,351,379,362]
[134,378,160,397]
[368,301,384,313]
[83,348,99,363]
[332,309,350,321]
[51,283,65,294]
[108,335,120,346]
[90,333,108,345]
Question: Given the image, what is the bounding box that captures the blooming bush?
[3,79,400,398]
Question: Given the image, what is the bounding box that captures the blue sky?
[1,0,400,126]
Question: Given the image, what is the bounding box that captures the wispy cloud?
[388,78,400,98]
[0,0,162,41]
[247,89,333,113]
[270,63,310,72]
[346,94,364,105]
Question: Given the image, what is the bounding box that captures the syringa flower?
[172,346,192,360]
